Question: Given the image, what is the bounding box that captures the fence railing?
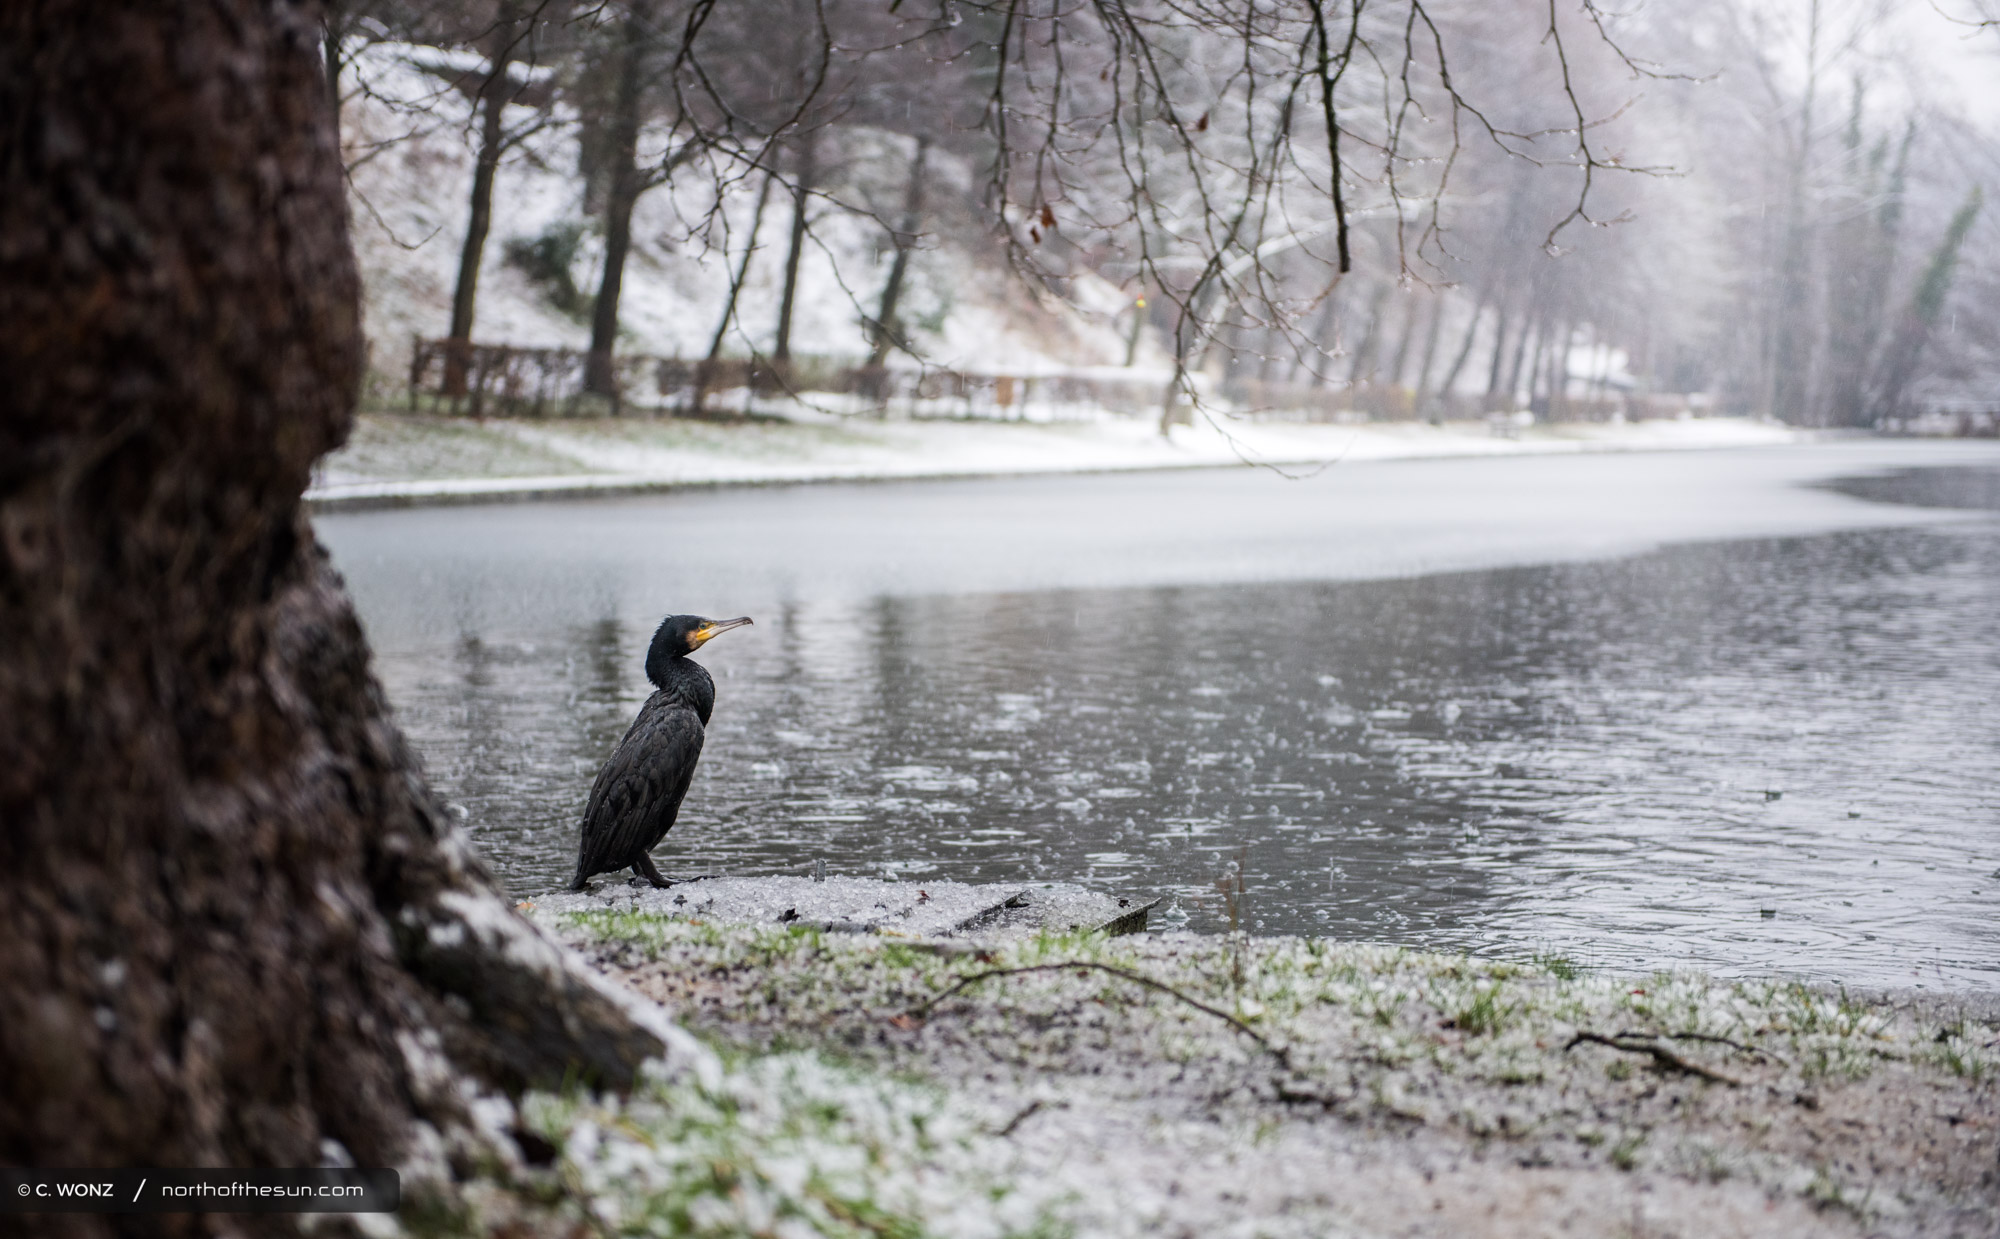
[407,338,1170,422]
[406,337,1710,427]
[407,338,658,417]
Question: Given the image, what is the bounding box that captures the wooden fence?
[408,337,1696,426]
[406,338,657,417]
[408,338,1168,422]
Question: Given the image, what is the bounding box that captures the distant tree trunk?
[693,169,776,416]
[1410,295,1445,412]
[1384,291,1421,391]
[585,5,649,401]
[866,136,929,369]
[1768,0,1825,425]
[0,0,664,1197]
[1874,188,1983,420]
[1503,312,1539,411]
[1484,302,1514,406]
[322,4,350,138]
[1828,119,1912,428]
[444,35,520,398]
[1539,321,1569,418]
[1306,282,1341,388]
[772,128,818,369]
[1345,282,1390,385]
[1437,297,1486,412]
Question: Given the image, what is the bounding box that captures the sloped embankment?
[502,880,1999,1239]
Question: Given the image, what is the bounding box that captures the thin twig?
[993,1098,1046,1137]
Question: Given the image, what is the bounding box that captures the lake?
[319,440,2000,987]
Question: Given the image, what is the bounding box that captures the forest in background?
[330,0,2000,430]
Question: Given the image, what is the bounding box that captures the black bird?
[570,614,752,890]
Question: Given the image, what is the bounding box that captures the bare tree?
[895,0,1674,433]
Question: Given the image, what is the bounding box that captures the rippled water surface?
[321,446,2000,986]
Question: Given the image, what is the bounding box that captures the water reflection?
[1824,464,2000,511]
[367,519,2000,988]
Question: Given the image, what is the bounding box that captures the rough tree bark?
[584,2,649,401]
[0,1,667,1225]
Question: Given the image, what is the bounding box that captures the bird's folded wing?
[576,703,706,876]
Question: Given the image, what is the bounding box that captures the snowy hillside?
[341,43,1153,398]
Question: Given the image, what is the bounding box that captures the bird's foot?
[634,856,718,889]
[644,873,719,889]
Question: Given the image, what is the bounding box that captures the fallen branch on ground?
[1617,1029,1788,1064]
[1567,1031,1745,1086]
[909,961,1344,1107]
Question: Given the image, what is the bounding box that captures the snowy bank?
[309,410,1807,510]
[481,886,2000,1239]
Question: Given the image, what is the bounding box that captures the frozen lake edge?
[307,411,1814,512]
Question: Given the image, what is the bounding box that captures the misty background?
[329,0,2000,433]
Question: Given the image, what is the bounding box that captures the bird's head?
[645,614,752,684]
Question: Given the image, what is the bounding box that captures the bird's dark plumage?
[570,614,750,890]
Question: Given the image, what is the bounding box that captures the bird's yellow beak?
[689,616,753,647]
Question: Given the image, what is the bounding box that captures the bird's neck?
[649,656,715,723]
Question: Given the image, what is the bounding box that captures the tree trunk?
[322,5,348,141]
[1483,302,1514,407]
[1503,312,1539,411]
[1384,291,1421,392]
[1828,122,1912,428]
[585,6,649,401]
[866,137,929,369]
[1874,188,1983,421]
[1538,321,1568,419]
[1306,282,1341,389]
[444,49,517,398]
[1437,298,1486,412]
[693,169,776,416]
[1345,283,1390,386]
[0,0,666,1213]
[1768,0,1824,425]
[772,129,818,369]
[1409,294,1445,416]
[444,62,516,397]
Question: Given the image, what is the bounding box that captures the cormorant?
[569,614,752,890]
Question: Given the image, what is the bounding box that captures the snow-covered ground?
[512,894,2000,1239]
[309,410,1805,507]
